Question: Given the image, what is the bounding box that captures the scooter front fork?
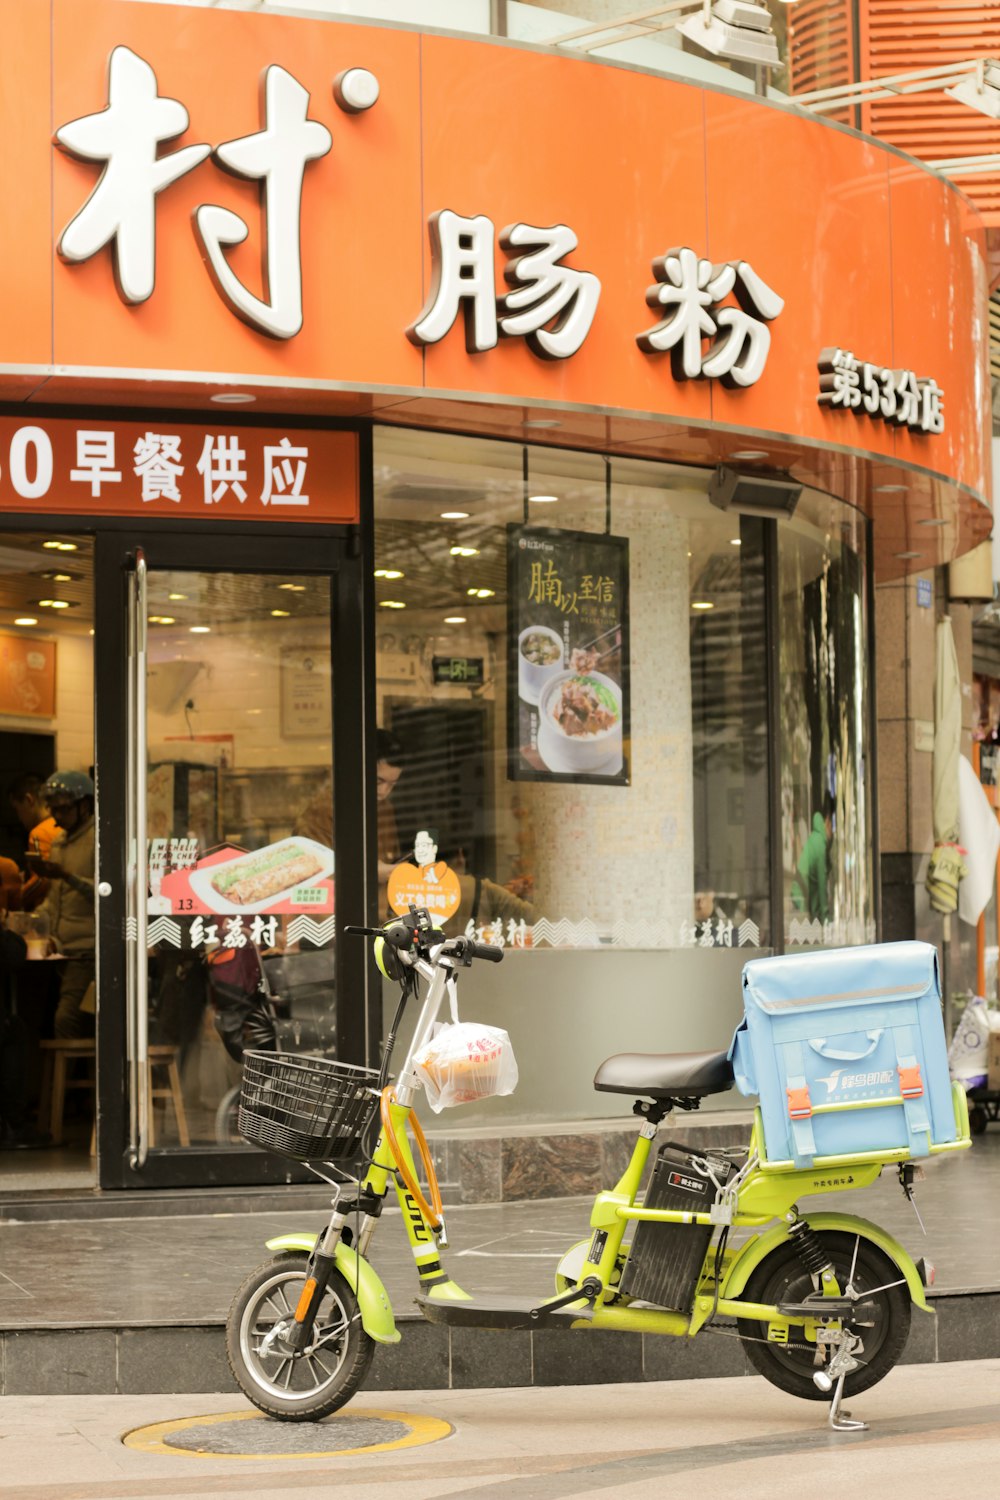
[285,1221,346,1353]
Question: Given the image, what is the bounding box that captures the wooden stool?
[147,1045,190,1148]
[38,1039,96,1148]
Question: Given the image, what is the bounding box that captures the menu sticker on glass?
[507,524,630,785]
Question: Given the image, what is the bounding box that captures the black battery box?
[618,1144,735,1313]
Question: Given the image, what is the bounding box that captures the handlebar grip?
[466,940,504,963]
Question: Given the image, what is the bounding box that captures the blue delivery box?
[728,941,956,1167]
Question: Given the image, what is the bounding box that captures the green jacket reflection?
[791,810,830,924]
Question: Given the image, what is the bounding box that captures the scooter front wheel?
[227,1253,375,1421]
[735,1230,910,1402]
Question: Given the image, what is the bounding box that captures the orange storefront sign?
[0,417,357,523]
[0,0,990,508]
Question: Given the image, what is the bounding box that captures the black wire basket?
[238,1050,381,1162]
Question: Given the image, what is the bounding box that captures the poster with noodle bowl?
[507,524,630,785]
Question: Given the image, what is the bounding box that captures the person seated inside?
[8,773,58,909]
[29,771,96,1040]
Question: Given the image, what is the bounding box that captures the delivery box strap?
[782,1046,817,1161]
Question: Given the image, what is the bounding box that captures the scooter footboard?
[718,1213,932,1315]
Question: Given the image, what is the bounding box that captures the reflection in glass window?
[779,495,874,948]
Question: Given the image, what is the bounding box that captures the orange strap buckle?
[898,1064,923,1099]
[787,1085,812,1119]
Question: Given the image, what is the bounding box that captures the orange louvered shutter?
[788,0,1000,224]
[787,0,855,125]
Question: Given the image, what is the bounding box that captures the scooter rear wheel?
[735,1230,911,1401]
[227,1253,375,1421]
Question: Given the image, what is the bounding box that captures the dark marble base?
[2,1292,995,1395]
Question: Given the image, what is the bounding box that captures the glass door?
[95,530,369,1189]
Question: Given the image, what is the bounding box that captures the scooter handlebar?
[459,939,504,964]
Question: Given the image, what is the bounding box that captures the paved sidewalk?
[0,1361,997,1500]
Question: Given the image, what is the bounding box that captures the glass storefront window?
[778,491,875,949]
[374,430,771,954]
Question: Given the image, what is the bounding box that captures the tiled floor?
[0,1134,996,1331]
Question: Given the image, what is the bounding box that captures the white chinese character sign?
[817,348,945,434]
[636,247,783,386]
[0,419,357,523]
[55,46,369,340]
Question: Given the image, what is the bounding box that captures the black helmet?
[44,770,95,802]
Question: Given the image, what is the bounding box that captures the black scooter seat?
[594,1049,734,1100]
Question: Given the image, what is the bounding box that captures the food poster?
[148,836,334,949]
[507,524,630,785]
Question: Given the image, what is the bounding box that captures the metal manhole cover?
[123,1408,452,1459]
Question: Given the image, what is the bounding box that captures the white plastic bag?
[413,981,518,1111]
[948,996,999,1089]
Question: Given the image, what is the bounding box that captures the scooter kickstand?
[827,1372,867,1433]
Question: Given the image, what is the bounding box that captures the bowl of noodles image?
[518,625,564,705]
[536,670,623,775]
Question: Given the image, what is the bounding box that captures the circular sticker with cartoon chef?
[387,828,461,922]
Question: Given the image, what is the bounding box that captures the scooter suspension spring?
[788,1218,834,1279]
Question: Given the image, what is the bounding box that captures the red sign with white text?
[0,418,357,523]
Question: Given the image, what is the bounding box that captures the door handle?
[126,548,149,1170]
[97,881,112,898]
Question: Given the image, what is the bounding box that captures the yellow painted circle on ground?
[122,1407,453,1461]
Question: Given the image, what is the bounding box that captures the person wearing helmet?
[29,770,96,1039]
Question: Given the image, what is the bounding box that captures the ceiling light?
[730,538,742,546]
[270,609,290,618]
[450,546,479,557]
[14,617,37,626]
[444,615,467,624]
[678,0,780,67]
[245,708,262,715]
[374,568,404,579]
[529,495,558,504]
[917,518,948,527]
[168,592,187,600]
[729,449,769,461]
[691,600,715,611]
[467,587,495,598]
[893,551,923,560]
[379,600,406,609]
[523,419,560,429]
[42,540,77,551]
[37,599,71,609]
[440,511,470,520]
[42,571,77,582]
[148,615,176,625]
[190,625,211,633]
[875,484,907,493]
[278,582,306,591]
[211,392,256,404]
